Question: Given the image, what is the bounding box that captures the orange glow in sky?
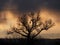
[0,8,60,38]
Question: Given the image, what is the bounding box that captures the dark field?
[0,39,60,45]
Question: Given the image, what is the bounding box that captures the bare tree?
[7,12,54,44]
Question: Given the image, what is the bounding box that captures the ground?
[0,38,60,45]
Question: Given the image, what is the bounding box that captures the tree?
[7,12,54,45]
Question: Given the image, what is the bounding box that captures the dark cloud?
[0,0,60,12]
[0,0,8,11]
[11,0,60,12]
[43,0,60,11]
[11,0,42,12]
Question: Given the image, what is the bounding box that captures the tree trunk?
[27,31,33,45]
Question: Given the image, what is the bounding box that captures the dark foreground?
[0,38,60,45]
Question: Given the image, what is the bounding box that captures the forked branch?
[12,27,27,37]
[32,19,54,38]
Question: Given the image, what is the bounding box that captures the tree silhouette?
[7,12,54,45]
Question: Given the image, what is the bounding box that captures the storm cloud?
[0,0,60,12]
[0,0,8,11]
[43,0,60,11]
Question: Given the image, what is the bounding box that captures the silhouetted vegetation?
[7,12,54,45]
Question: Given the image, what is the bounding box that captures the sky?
[0,0,60,12]
[0,0,60,39]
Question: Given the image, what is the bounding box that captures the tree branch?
[32,20,54,39]
[31,13,40,31]
[43,19,55,30]
[32,29,43,39]
[13,29,27,37]
[22,30,28,34]
[20,14,30,32]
